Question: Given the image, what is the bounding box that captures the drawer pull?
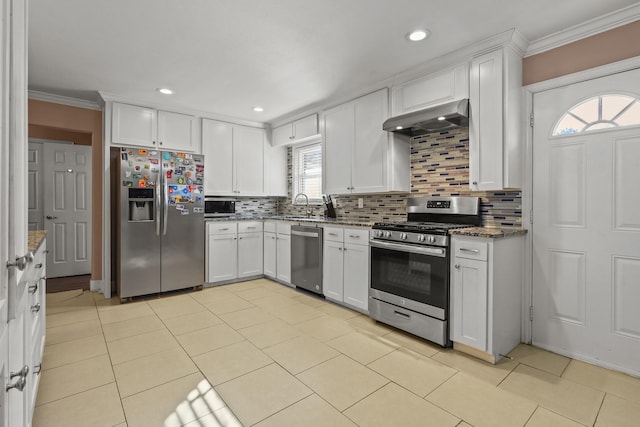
[394,310,410,319]
[33,364,42,375]
[247,226,256,229]
[348,234,360,238]
[35,263,43,269]
[218,228,229,231]
[328,232,338,236]
[29,282,38,294]
[31,303,41,313]
[460,248,480,254]
[10,365,29,379]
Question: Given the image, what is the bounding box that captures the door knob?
[46,215,57,220]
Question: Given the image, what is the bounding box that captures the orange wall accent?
[28,99,104,281]
[523,20,640,85]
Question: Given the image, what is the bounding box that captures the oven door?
[370,240,449,320]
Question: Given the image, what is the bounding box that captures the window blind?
[293,142,322,202]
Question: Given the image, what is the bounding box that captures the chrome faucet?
[293,193,312,217]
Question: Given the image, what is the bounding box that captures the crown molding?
[525,4,640,57]
[98,91,267,129]
[28,90,102,111]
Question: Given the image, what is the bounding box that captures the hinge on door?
[529,306,534,321]
[529,113,534,127]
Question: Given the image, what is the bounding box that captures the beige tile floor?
[35,279,640,427]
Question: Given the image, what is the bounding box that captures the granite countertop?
[206,216,375,227]
[28,230,47,252]
[449,227,527,238]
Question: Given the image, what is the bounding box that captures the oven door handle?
[370,240,446,257]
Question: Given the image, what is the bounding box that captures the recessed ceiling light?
[253,107,264,112]
[407,29,430,42]
[157,88,174,95]
[437,116,446,121]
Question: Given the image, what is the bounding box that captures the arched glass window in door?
[552,94,640,136]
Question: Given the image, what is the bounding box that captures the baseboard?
[90,279,104,295]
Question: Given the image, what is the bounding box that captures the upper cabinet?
[111,102,197,152]
[469,47,523,191]
[272,114,319,146]
[202,119,265,196]
[323,88,410,195]
[391,63,469,116]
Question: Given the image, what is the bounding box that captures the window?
[552,94,640,136]
[292,142,322,203]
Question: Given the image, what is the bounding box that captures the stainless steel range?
[369,196,481,347]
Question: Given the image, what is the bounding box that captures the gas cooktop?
[372,221,474,235]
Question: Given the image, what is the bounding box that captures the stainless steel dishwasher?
[291,225,323,295]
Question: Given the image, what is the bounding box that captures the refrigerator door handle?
[163,170,169,236]
[155,172,161,236]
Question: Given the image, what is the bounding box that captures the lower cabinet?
[450,234,523,363]
[322,226,369,312]
[238,223,263,278]
[263,231,277,278]
[207,221,263,284]
[275,222,291,284]
[7,237,46,426]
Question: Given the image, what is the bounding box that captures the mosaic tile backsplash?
[236,128,522,228]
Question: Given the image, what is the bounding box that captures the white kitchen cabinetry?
[322,226,369,312]
[263,135,287,197]
[469,47,522,191]
[324,88,409,195]
[6,238,47,427]
[202,119,265,196]
[272,114,319,146]
[392,63,469,116]
[111,102,196,152]
[238,222,264,278]
[276,222,291,284]
[450,235,523,363]
[263,221,277,278]
[207,221,264,284]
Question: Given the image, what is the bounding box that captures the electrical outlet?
[358,198,364,208]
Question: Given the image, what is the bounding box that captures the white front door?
[532,68,640,375]
[43,143,92,278]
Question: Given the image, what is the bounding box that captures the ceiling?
[28,0,639,124]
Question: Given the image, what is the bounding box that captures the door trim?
[522,55,640,345]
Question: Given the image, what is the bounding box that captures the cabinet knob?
[31,303,41,313]
[454,264,460,269]
[10,365,29,379]
[152,141,156,145]
[159,141,163,145]
[472,181,478,186]
[5,376,26,392]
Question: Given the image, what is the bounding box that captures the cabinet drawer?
[454,240,488,261]
[264,221,276,233]
[238,221,263,233]
[324,227,344,242]
[276,222,291,235]
[208,221,237,235]
[344,228,369,245]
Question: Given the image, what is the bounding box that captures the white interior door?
[43,143,92,278]
[532,68,640,375]
[27,141,44,231]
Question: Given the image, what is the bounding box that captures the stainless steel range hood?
[383,99,469,137]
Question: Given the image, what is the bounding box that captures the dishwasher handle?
[291,229,321,238]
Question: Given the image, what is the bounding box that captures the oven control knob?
[418,235,425,242]
[384,231,392,238]
[375,230,383,237]
[427,236,436,244]
[400,233,407,240]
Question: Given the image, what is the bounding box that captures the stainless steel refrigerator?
[117,147,205,300]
